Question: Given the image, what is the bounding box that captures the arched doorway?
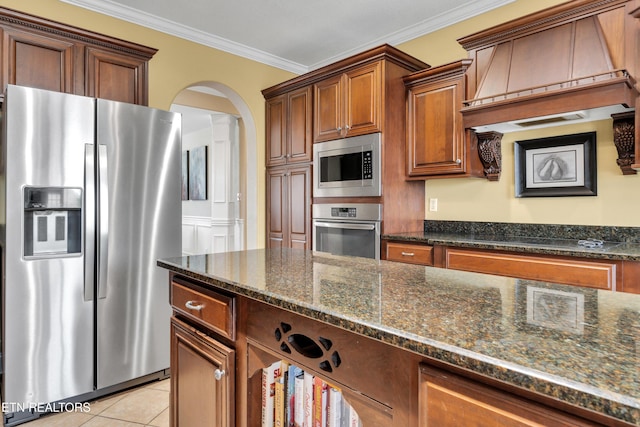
[171,82,258,254]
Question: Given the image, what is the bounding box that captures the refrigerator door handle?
[97,144,109,299]
[84,144,96,301]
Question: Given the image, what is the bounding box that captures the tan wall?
[2,0,638,238]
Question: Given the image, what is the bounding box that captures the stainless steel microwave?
[312,133,381,198]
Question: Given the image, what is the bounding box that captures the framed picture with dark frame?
[514,131,597,197]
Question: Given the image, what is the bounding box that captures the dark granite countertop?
[383,221,640,261]
[383,231,640,261]
[158,249,640,425]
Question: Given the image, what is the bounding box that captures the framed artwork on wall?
[181,150,189,201]
[514,132,597,197]
[188,146,208,201]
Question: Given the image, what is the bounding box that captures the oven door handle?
[314,221,376,231]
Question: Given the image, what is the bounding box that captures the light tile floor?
[20,379,170,427]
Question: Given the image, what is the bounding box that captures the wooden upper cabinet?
[1,26,75,94]
[314,61,381,142]
[0,7,156,105]
[85,46,149,105]
[404,60,483,178]
[266,85,312,167]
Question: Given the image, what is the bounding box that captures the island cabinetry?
[265,85,313,167]
[404,60,484,178]
[419,365,600,427]
[266,165,311,249]
[384,241,434,265]
[170,277,237,427]
[0,6,155,105]
[314,61,381,142]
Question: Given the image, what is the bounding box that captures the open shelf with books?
[246,341,392,427]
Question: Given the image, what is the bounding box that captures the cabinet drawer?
[419,365,598,426]
[171,281,236,340]
[386,242,433,266]
[445,248,617,290]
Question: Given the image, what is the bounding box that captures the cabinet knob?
[336,127,342,132]
[214,369,226,380]
[185,300,205,311]
[456,159,462,164]
[401,252,415,257]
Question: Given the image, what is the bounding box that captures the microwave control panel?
[363,150,373,179]
[331,207,357,218]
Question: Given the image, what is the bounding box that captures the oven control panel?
[331,207,357,218]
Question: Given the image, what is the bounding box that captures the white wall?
[180,110,244,255]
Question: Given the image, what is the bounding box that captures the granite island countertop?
[158,249,640,425]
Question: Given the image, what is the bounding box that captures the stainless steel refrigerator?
[0,84,181,425]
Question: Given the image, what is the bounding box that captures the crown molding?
[62,0,513,74]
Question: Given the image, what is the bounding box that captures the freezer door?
[95,99,181,389]
[1,85,95,404]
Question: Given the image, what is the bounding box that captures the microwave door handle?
[314,221,376,231]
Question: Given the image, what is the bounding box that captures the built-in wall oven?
[312,203,381,260]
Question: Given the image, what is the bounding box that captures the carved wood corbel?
[476,131,503,181]
[611,111,636,175]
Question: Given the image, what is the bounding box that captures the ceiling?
[61,0,513,74]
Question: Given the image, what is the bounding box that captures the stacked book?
[262,360,362,427]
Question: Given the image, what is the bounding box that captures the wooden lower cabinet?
[419,365,599,427]
[382,240,640,294]
[170,317,235,427]
[443,247,620,291]
[384,241,434,265]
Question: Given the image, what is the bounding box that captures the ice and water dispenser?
[23,187,82,257]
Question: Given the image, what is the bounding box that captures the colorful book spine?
[294,368,305,427]
[303,372,314,427]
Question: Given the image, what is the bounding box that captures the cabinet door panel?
[408,81,464,176]
[267,169,286,248]
[288,166,310,249]
[345,62,381,136]
[3,28,74,93]
[314,75,342,141]
[266,94,287,166]
[86,47,147,104]
[171,317,235,427]
[288,86,312,163]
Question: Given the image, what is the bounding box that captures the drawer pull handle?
[214,369,225,380]
[401,252,415,257]
[185,300,205,311]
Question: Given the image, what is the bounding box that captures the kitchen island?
[158,249,639,426]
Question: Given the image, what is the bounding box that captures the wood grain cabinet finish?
[314,61,382,142]
[266,85,313,167]
[170,317,235,427]
[0,7,155,105]
[404,60,483,178]
[385,241,434,265]
[266,165,311,249]
[419,365,599,427]
[444,247,619,290]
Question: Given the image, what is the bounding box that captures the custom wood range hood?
[457,0,640,173]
